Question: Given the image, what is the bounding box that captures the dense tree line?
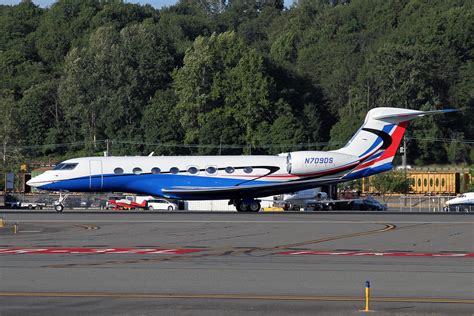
[0,0,472,171]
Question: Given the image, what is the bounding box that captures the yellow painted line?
[0,292,472,304]
[281,224,396,248]
[75,224,100,231]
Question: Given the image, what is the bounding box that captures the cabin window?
[114,167,124,175]
[151,167,161,174]
[133,167,143,175]
[53,163,78,170]
[243,167,253,174]
[206,166,217,174]
[170,167,179,174]
[225,166,234,174]
[188,166,198,175]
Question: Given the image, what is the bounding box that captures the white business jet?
[27,107,455,212]
[444,192,474,212]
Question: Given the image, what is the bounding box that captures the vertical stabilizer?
[334,107,456,179]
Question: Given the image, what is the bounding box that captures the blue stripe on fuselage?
[38,173,280,197]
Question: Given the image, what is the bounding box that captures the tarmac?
[0,211,472,315]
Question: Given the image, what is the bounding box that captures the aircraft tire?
[236,201,249,212]
[55,204,64,212]
[249,201,261,212]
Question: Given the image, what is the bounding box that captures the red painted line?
[0,248,204,255]
[277,251,474,257]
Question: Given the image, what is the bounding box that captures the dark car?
[352,197,387,211]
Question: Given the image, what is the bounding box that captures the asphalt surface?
[0,211,472,315]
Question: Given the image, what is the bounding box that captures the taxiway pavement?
[0,212,472,315]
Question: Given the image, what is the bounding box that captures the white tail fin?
[333,107,456,179]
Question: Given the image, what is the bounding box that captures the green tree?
[0,0,471,167]
[17,80,60,152]
[35,0,102,65]
[0,91,23,173]
[59,23,175,153]
[142,89,186,155]
[369,170,411,202]
[257,113,305,154]
[0,0,43,56]
[174,31,275,152]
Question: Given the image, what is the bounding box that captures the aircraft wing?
[162,177,344,199]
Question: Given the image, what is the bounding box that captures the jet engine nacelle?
[286,151,358,175]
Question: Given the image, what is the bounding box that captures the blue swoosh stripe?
[358,124,395,158]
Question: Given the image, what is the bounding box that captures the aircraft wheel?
[236,201,249,212]
[249,201,261,212]
[55,204,64,212]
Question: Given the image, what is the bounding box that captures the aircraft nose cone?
[27,175,45,188]
[26,178,37,187]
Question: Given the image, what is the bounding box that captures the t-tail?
[333,107,457,180]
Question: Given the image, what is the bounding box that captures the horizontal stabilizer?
[372,108,457,122]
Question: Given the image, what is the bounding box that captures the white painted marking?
[93,249,116,253]
[2,249,47,254]
[146,249,178,254]
[287,251,313,255]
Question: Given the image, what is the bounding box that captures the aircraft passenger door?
[89,160,103,190]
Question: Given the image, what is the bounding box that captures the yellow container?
[262,207,285,212]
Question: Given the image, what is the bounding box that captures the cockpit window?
[53,163,65,170]
[53,163,78,170]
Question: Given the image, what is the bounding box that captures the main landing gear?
[232,199,261,212]
[53,192,70,212]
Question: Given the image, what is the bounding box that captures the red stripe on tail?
[353,122,408,171]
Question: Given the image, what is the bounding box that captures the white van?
[147,199,177,211]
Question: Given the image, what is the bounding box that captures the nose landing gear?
[53,193,70,212]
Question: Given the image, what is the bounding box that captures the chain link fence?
[388,195,473,213]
